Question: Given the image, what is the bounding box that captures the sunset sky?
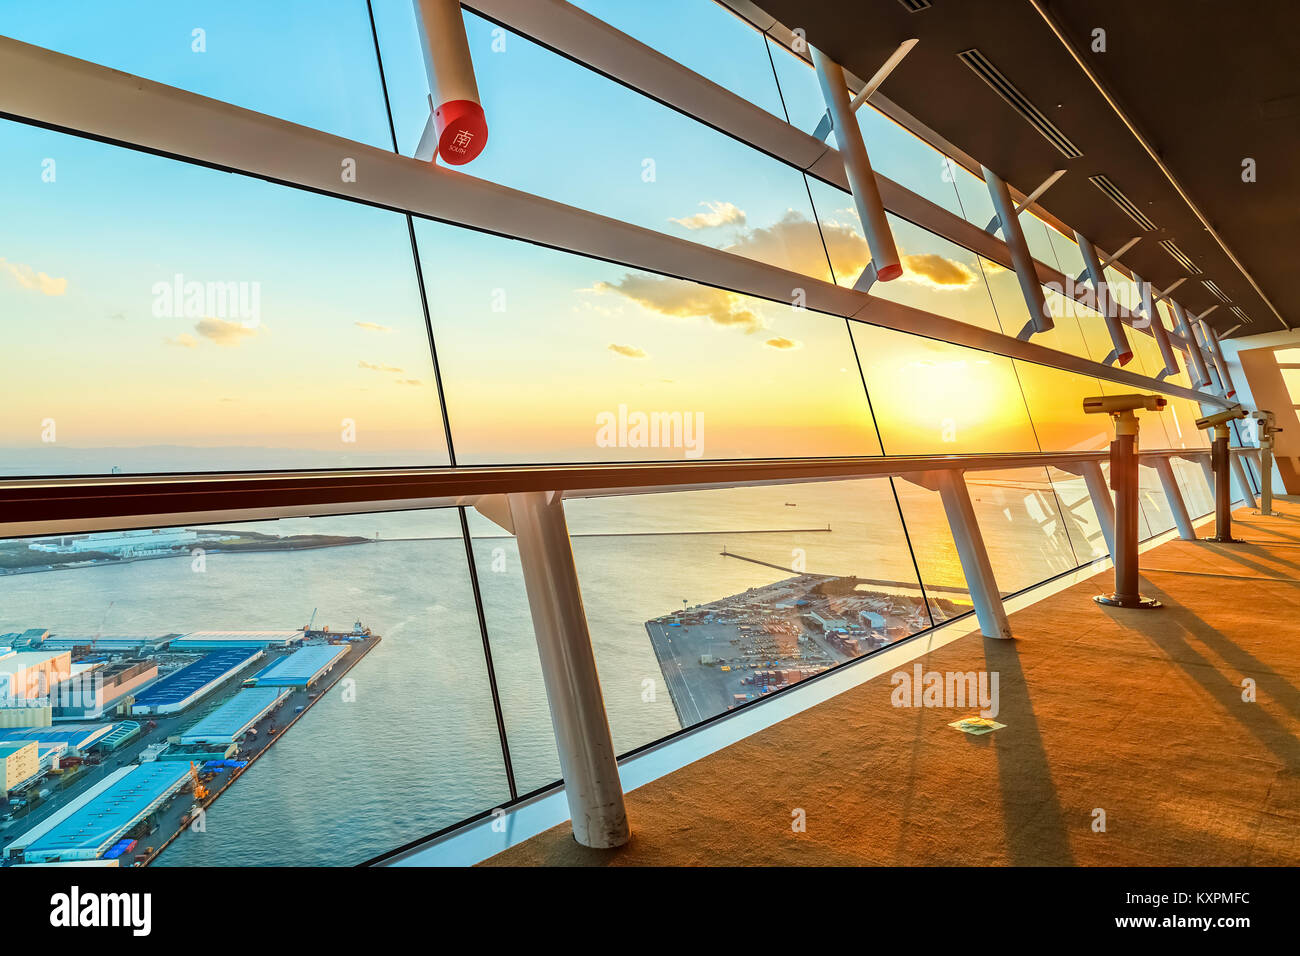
[0,0,1207,471]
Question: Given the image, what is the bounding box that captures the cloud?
[899,252,978,289]
[354,321,392,332]
[594,275,761,332]
[195,316,259,346]
[722,210,868,280]
[359,360,403,373]
[397,378,423,386]
[0,257,67,296]
[764,336,801,350]
[670,200,747,230]
[607,343,649,359]
[164,333,198,348]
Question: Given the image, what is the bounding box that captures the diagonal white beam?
[987,168,1067,233]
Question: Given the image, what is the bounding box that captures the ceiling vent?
[1231,305,1253,324]
[957,49,1083,159]
[1202,279,1231,303]
[1159,239,1200,274]
[897,0,933,10]
[1088,174,1157,231]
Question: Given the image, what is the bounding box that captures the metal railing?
[0,443,1261,854]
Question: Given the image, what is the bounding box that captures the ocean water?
[0,466,1180,865]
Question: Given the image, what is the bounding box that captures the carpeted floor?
[485,500,1300,866]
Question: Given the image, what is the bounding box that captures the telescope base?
[1203,535,1245,544]
[1094,594,1161,610]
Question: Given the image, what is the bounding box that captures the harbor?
[0,621,379,866]
[645,555,970,727]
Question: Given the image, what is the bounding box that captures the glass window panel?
[895,467,1082,602]
[805,179,1006,332]
[949,162,999,232]
[415,220,882,463]
[1047,466,1111,563]
[373,8,832,281]
[766,37,828,134]
[977,255,1029,333]
[1015,361,1111,453]
[0,0,392,148]
[0,510,509,866]
[1021,213,1062,270]
[463,510,562,795]
[568,0,786,118]
[850,324,1039,455]
[855,106,965,218]
[1046,228,1090,285]
[1138,464,1178,537]
[564,481,936,751]
[1172,457,1214,519]
[1103,266,1141,313]
[0,120,450,476]
[1101,460,1154,540]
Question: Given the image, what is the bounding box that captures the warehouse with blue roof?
[180,686,290,745]
[249,644,349,689]
[0,722,115,752]
[19,762,192,862]
[130,648,263,715]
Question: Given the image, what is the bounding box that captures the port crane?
[303,607,318,632]
[188,761,209,800]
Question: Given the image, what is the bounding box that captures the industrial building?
[51,659,159,720]
[15,762,191,863]
[129,648,263,715]
[168,630,304,652]
[34,633,174,655]
[0,648,71,704]
[179,686,290,745]
[0,722,116,754]
[0,741,39,796]
[0,629,50,650]
[248,644,349,689]
[28,527,199,555]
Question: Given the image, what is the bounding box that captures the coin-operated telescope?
[1083,394,1167,609]
[1250,410,1283,517]
[1196,405,1248,542]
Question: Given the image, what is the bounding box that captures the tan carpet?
[485,501,1300,866]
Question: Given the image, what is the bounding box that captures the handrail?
[0,446,1235,538]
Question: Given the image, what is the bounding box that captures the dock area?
[1,624,380,867]
[646,565,966,727]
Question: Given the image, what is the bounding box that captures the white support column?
[1074,231,1132,365]
[507,490,630,849]
[1153,457,1196,540]
[908,470,1011,639]
[1077,460,1117,557]
[983,166,1052,337]
[1229,452,1258,510]
[811,47,901,291]
[1172,300,1213,387]
[1200,319,1237,398]
[1135,272,1180,377]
